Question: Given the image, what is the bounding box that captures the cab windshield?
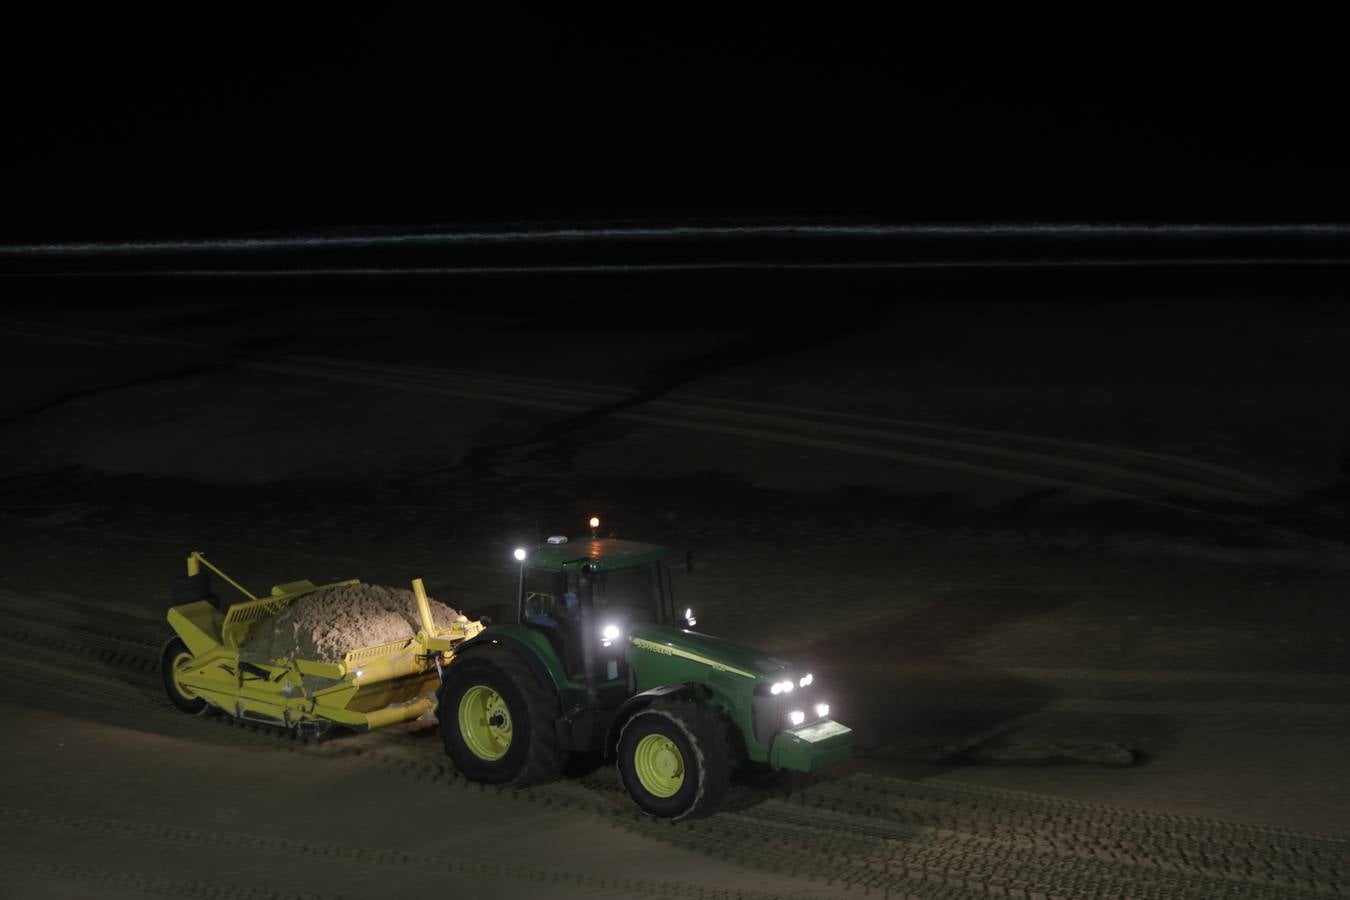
[590,565,659,622]
[521,564,664,623]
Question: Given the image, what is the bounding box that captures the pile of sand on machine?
[242,583,462,663]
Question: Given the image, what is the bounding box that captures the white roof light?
[513,548,527,561]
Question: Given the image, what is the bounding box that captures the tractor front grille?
[751,681,822,744]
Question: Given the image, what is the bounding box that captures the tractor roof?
[525,538,669,573]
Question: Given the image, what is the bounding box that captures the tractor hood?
[627,623,790,682]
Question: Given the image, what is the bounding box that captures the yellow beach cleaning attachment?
[162,552,482,736]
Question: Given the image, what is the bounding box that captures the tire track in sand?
[1,593,1345,900]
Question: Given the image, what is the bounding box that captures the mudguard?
[602,682,702,758]
[450,625,568,693]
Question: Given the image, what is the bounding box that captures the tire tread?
[439,647,563,786]
[620,698,732,819]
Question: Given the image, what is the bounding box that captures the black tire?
[616,699,731,820]
[161,637,210,716]
[438,648,563,786]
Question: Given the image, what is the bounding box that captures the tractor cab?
[516,536,689,684]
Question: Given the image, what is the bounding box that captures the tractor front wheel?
[161,637,209,716]
[438,650,563,786]
[617,700,731,819]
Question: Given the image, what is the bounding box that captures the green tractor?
[438,526,853,818]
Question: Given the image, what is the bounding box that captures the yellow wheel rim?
[634,733,685,798]
[171,651,198,699]
[458,685,513,761]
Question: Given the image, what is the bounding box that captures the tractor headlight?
[770,679,794,695]
[601,624,620,642]
[814,703,829,718]
[513,548,527,561]
[799,673,813,687]
[788,710,806,726]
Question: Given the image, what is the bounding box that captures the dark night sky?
[6,16,1346,229]
[4,11,1349,298]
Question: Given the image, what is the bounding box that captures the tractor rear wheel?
[617,700,731,819]
[438,649,563,786]
[161,638,209,716]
